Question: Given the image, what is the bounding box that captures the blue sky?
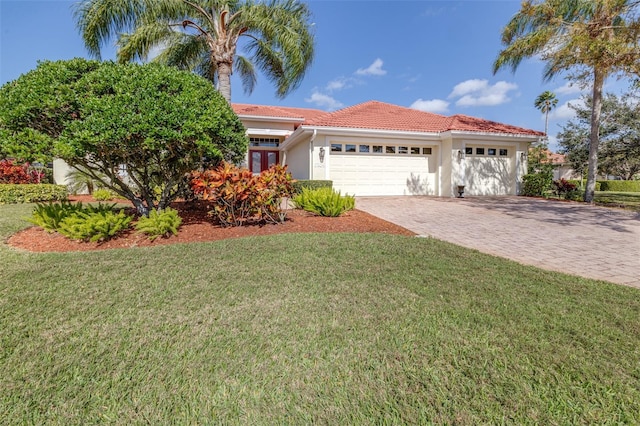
[0,0,634,151]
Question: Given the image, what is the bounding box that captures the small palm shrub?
[29,201,85,232]
[58,209,132,242]
[92,188,117,201]
[135,208,182,241]
[292,187,355,217]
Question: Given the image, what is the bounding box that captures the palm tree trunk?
[584,67,604,203]
[217,61,232,102]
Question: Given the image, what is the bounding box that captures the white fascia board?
[281,126,441,150]
[245,128,293,137]
[279,127,311,150]
[237,114,302,123]
[444,130,541,142]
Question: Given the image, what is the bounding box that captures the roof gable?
[304,100,450,133]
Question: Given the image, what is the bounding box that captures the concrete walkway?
[356,196,640,288]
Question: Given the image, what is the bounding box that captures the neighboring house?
[53,100,543,197]
[234,100,543,197]
[546,151,580,180]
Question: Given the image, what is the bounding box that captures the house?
[53,100,543,197]
[546,152,580,180]
[234,101,543,197]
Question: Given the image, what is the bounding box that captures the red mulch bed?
[7,195,414,253]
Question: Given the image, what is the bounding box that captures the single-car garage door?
[329,143,438,196]
[463,146,515,195]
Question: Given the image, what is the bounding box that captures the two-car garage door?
[329,146,437,196]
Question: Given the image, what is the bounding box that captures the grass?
[594,191,640,212]
[1,203,640,424]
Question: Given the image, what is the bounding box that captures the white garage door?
[330,149,437,196]
[464,147,515,195]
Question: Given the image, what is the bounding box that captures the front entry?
[250,150,279,174]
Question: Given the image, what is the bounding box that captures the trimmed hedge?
[568,180,640,192]
[0,184,68,204]
[598,180,640,192]
[292,180,333,194]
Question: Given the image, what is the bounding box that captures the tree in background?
[74,0,315,102]
[0,59,248,215]
[558,93,640,180]
[534,90,558,136]
[493,0,640,203]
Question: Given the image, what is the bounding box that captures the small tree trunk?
[217,61,232,102]
[584,68,605,204]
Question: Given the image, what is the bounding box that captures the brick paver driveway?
[357,196,640,288]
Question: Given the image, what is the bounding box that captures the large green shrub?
[0,184,67,204]
[292,187,355,217]
[0,59,248,216]
[292,180,333,194]
[521,173,553,197]
[598,180,640,192]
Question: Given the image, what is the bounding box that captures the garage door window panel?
[331,144,342,152]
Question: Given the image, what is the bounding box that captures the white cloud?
[304,90,344,110]
[410,98,450,114]
[325,76,358,93]
[355,58,387,76]
[449,79,518,107]
[548,98,585,120]
[555,81,583,96]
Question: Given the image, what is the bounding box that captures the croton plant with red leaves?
[190,162,295,227]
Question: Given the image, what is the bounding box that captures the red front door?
[250,150,279,174]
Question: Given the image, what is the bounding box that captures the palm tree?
[74,0,315,102]
[534,90,558,137]
[493,0,640,203]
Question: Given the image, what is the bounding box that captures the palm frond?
[233,55,257,95]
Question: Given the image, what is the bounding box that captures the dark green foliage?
[292,179,333,194]
[58,209,132,242]
[567,180,602,191]
[599,180,640,192]
[0,184,67,204]
[521,173,553,197]
[558,93,640,181]
[0,59,248,216]
[29,201,85,232]
[292,187,355,217]
[135,208,182,241]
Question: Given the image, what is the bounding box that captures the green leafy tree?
[0,59,248,216]
[493,0,640,202]
[74,0,315,102]
[558,93,640,180]
[534,90,558,136]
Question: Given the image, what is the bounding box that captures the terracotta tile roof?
[233,101,544,136]
[446,114,544,136]
[540,149,566,164]
[232,103,327,121]
[303,100,451,133]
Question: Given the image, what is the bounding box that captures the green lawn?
[595,191,640,212]
[1,203,639,424]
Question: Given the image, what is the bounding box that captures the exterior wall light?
[457,149,463,160]
[319,147,325,163]
[520,152,527,161]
